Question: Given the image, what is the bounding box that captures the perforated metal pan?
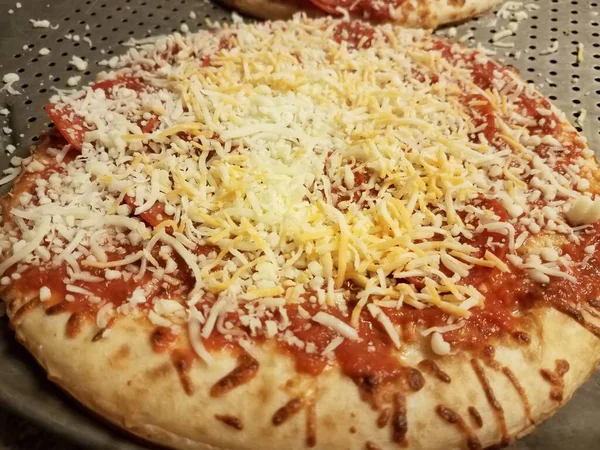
[0,0,599,448]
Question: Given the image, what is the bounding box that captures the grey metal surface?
[0,0,598,448]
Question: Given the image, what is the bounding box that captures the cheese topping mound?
[0,16,598,358]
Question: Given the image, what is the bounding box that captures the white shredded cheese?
[313,312,359,341]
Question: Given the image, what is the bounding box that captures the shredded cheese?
[313,312,359,341]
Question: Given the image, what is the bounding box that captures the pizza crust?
[218,0,325,20]
[6,291,600,450]
[216,0,503,28]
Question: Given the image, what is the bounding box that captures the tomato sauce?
[279,305,335,375]
[9,255,155,312]
[279,304,409,383]
[430,37,569,144]
[44,104,89,151]
[334,317,408,386]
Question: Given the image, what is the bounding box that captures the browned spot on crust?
[256,384,273,404]
[66,312,89,338]
[485,358,502,371]
[272,397,304,426]
[511,331,531,345]
[584,305,600,320]
[588,299,600,309]
[471,359,510,446]
[306,396,317,447]
[418,359,451,383]
[502,366,534,424]
[391,393,407,446]
[557,360,570,376]
[405,367,425,391]
[353,373,404,413]
[555,303,600,338]
[556,304,585,325]
[92,317,116,342]
[12,298,40,325]
[321,415,336,431]
[365,442,382,450]
[540,359,570,402]
[435,405,482,450]
[377,407,391,428]
[481,352,534,425]
[215,414,243,430]
[150,326,177,353]
[92,328,105,342]
[482,345,495,359]
[109,344,131,368]
[416,3,434,27]
[171,350,195,396]
[584,320,600,337]
[349,426,356,434]
[210,353,259,398]
[45,302,69,316]
[353,375,381,406]
[468,406,483,428]
[146,362,172,382]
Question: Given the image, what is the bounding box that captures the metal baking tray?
[0,0,599,448]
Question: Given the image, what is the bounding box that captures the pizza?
[216,0,503,28]
[1,15,600,450]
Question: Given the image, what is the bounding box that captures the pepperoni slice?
[200,36,234,67]
[332,21,376,49]
[124,194,171,228]
[45,103,89,151]
[405,276,426,290]
[0,132,74,222]
[92,76,146,96]
[140,115,159,133]
[479,198,509,224]
[46,77,155,152]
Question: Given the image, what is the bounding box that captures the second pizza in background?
[216,0,504,28]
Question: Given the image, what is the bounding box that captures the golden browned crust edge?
[4,288,600,450]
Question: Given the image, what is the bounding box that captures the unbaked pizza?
[217,0,503,28]
[1,15,600,450]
